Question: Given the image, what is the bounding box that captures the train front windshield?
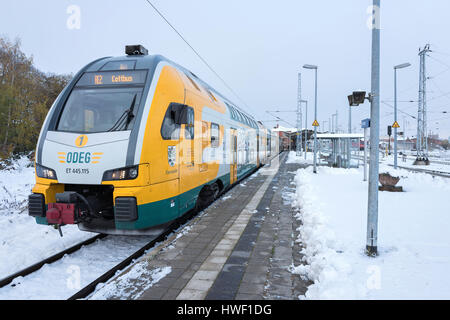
[57,87,142,133]
[56,70,148,133]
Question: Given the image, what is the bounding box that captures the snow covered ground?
[380,153,450,174]
[289,152,450,299]
[0,235,152,299]
[286,151,313,165]
[0,156,95,279]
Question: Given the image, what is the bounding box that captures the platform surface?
[104,152,311,300]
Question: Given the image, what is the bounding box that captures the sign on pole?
[361,118,371,129]
[312,120,319,127]
[361,118,370,182]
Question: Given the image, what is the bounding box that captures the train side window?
[244,115,250,126]
[207,90,217,102]
[236,110,244,123]
[202,121,209,148]
[161,103,181,140]
[211,123,220,148]
[185,107,195,140]
[232,107,238,121]
[229,106,236,120]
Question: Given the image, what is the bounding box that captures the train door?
[230,129,238,184]
[179,105,197,214]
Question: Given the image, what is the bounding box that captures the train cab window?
[211,123,220,148]
[161,103,181,140]
[56,88,142,133]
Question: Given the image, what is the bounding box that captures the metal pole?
[336,110,339,133]
[313,68,318,174]
[364,127,368,181]
[347,106,352,168]
[349,107,352,133]
[366,0,380,257]
[297,73,302,156]
[304,101,308,160]
[394,68,398,169]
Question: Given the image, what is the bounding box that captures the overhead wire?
[143,0,254,113]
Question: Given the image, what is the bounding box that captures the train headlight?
[102,166,139,181]
[36,164,57,180]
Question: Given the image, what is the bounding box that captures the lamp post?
[394,63,411,169]
[303,64,318,173]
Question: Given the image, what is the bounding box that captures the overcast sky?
[1,0,450,139]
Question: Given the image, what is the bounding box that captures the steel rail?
[0,233,107,289]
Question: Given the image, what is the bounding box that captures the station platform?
[103,152,311,300]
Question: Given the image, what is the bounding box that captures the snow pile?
[292,164,450,299]
[286,151,313,165]
[0,235,152,299]
[291,167,367,299]
[90,263,171,300]
[0,156,94,278]
[0,156,35,212]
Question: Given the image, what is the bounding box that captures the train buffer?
[94,152,311,300]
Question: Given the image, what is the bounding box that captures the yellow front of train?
[29,45,193,235]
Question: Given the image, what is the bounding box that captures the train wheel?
[195,183,219,211]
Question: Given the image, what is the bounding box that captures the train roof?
[84,53,267,130]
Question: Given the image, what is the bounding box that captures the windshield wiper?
[124,94,137,130]
[107,94,137,132]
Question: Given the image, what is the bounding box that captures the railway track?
[351,154,450,178]
[0,233,106,289]
[386,164,450,178]
[68,210,197,300]
[0,208,199,299]
[0,161,268,300]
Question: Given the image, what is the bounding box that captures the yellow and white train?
[28,45,279,235]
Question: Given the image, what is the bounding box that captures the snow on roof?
[271,126,299,133]
[317,133,364,139]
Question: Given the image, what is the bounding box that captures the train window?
[207,90,217,102]
[56,87,142,133]
[185,107,195,140]
[161,103,181,140]
[100,60,136,71]
[211,123,220,148]
[202,121,209,148]
[230,106,237,120]
[236,110,244,123]
[245,115,251,127]
[186,74,201,92]
[243,114,250,126]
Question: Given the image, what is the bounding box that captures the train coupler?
[45,192,93,236]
